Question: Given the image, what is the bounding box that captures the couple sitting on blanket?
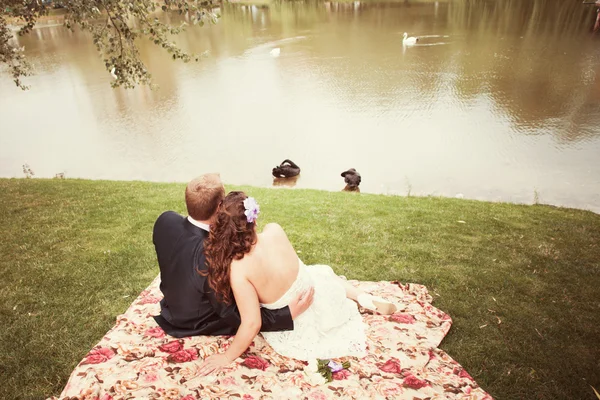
[153,173,396,376]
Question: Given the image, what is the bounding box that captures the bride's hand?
[198,353,231,376]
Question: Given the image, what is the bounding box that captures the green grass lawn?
[0,178,599,399]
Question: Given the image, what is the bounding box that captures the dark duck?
[341,168,361,192]
[272,159,301,178]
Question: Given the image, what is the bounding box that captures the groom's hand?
[289,287,315,320]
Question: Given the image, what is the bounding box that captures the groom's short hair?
[185,174,225,221]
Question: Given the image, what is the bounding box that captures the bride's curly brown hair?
[202,191,257,304]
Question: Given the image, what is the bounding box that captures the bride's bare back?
[230,223,299,304]
[197,195,397,375]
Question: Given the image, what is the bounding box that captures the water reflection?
[1,0,599,212]
[273,176,300,187]
[343,185,360,193]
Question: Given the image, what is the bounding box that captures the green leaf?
[325,369,333,382]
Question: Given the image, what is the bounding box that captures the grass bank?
[0,178,599,399]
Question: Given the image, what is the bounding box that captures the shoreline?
[3,176,598,215]
[4,0,454,25]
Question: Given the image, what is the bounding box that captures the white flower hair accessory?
[243,197,260,223]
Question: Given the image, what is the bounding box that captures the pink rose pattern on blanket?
[48,276,493,400]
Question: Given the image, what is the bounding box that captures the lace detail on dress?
[260,260,367,361]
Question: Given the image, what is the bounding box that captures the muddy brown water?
[1,0,599,212]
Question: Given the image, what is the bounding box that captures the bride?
[198,191,396,376]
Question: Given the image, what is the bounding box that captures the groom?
[152,173,314,337]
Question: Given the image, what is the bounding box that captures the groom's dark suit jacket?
[152,211,294,337]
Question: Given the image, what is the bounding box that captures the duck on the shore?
[272,159,301,178]
[341,168,361,192]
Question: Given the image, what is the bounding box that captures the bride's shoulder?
[262,223,289,240]
[263,222,284,233]
[230,256,254,276]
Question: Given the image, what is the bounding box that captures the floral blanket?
[50,276,492,400]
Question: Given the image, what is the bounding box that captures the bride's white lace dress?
[260,259,367,361]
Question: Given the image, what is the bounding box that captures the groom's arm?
[259,307,295,332]
[207,288,315,333]
[207,292,293,332]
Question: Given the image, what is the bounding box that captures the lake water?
[1,0,600,212]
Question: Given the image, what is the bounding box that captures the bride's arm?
[222,268,262,361]
[198,266,261,376]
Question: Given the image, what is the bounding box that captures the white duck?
[403,32,418,45]
[270,47,281,57]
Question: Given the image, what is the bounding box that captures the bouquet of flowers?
[304,359,351,385]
